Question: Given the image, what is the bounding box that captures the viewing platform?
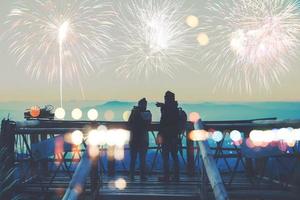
[1,118,300,200]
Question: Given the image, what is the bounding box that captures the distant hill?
[0,101,299,121]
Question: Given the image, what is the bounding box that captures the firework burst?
[201,0,300,92]
[115,0,198,78]
[4,0,114,106]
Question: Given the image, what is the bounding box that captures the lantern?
[30,106,41,118]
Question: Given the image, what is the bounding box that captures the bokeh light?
[189,130,209,141]
[114,147,125,160]
[230,130,242,142]
[97,125,108,145]
[104,110,114,121]
[88,109,98,121]
[189,112,200,123]
[88,145,99,158]
[106,129,130,147]
[114,178,127,190]
[211,131,223,142]
[87,130,99,146]
[73,184,83,195]
[186,15,199,28]
[278,128,291,141]
[55,107,66,119]
[106,129,117,146]
[72,108,82,120]
[197,32,209,46]
[122,111,131,121]
[71,130,83,145]
[30,106,41,117]
[246,138,255,148]
[293,129,300,141]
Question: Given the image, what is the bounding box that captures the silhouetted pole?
[107,145,115,176]
[0,119,15,169]
[194,119,229,200]
[186,122,195,175]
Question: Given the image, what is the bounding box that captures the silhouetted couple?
[128,91,186,182]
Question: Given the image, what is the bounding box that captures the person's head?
[138,98,147,111]
[164,91,175,104]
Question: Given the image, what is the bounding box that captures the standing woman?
[128,98,152,181]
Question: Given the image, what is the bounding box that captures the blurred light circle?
[212,131,223,142]
[278,128,290,141]
[97,130,108,146]
[88,145,99,158]
[287,140,296,147]
[72,108,82,120]
[115,129,130,147]
[87,130,100,146]
[104,110,114,121]
[114,147,125,160]
[271,129,279,141]
[88,109,98,121]
[122,111,131,121]
[55,107,66,119]
[189,112,200,123]
[97,125,108,132]
[246,138,255,148]
[30,106,41,118]
[197,33,209,46]
[250,130,259,142]
[114,178,127,190]
[263,130,275,143]
[230,130,242,142]
[189,130,208,141]
[106,129,117,146]
[293,129,300,141]
[71,130,83,145]
[74,185,83,195]
[233,139,243,146]
[186,15,199,28]
[250,130,265,146]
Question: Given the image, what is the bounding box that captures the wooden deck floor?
[22,173,300,200]
[99,175,201,200]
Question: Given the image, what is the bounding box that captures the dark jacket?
[159,101,180,141]
[128,106,151,148]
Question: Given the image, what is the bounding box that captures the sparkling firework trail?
[115,0,198,78]
[5,0,114,107]
[201,0,300,92]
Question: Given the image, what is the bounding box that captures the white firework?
[4,0,114,106]
[115,0,198,78]
[201,0,300,92]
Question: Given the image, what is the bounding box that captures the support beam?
[194,120,229,200]
[62,152,93,200]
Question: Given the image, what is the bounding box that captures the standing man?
[156,91,181,182]
[128,98,152,181]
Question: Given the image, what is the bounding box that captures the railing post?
[107,145,115,176]
[40,133,49,176]
[0,119,15,169]
[30,127,39,174]
[186,122,195,175]
[90,154,100,197]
